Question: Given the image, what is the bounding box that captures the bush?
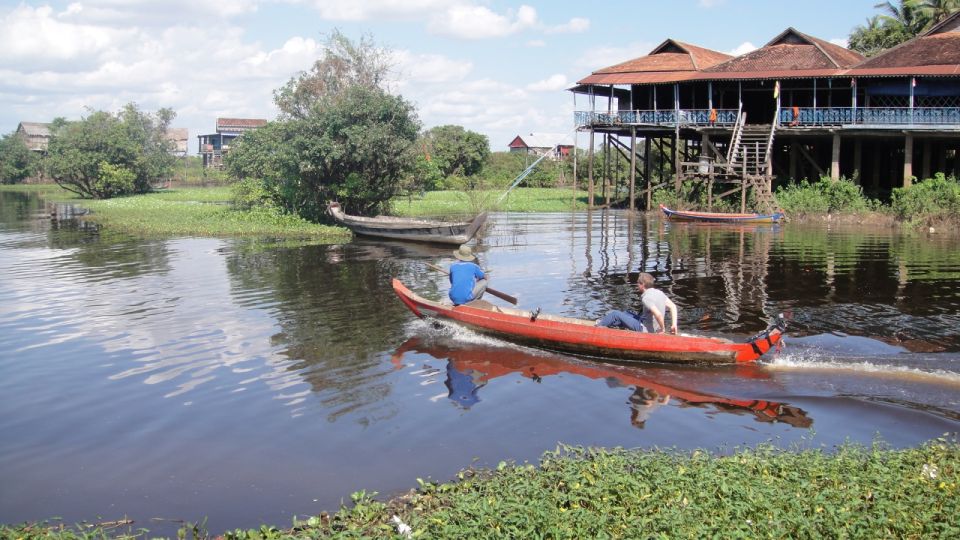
[231,177,274,210]
[891,173,960,223]
[776,176,878,214]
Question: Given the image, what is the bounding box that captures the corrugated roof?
[849,30,960,75]
[512,133,573,149]
[703,28,863,76]
[577,39,731,86]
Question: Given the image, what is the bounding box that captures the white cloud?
[427,4,539,39]
[829,37,849,48]
[527,74,568,92]
[306,0,450,21]
[545,17,590,34]
[527,39,546,47]
[728,41,758,56]
[699,0,725,7]
[391,50,473,84]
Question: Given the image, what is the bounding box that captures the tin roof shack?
[165,128,189,156]
[508,133,573,159]
[571,13,960,211]
[16,122,51,152]
[197,118,267,169]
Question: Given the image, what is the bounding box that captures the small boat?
[392,279,785,364]
[660,204,785,224]
[328,202,488,245]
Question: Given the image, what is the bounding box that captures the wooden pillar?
[588,128,595,208]
[853,139,862,184]
[644,137,652,211]
[830,132,841,181]
[629,127,637,211]
[921,139,931,180]
[903,133,913,188]
[789,140,798,181]
[604,134,611,205]
[936,142,946,175]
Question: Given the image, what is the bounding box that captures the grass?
[4,437,957,539]
[389,188,591,217]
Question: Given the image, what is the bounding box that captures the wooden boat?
[392,279,785,364]
[660,204,785,224]
[328,202,487,245]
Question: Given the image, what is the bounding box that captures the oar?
[425,263,518,305]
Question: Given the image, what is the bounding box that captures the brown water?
[1,191,958,535]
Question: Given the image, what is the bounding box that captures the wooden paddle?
[426,263,518,305]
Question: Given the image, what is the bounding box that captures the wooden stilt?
[644,137,652,211]
[629,127,636,211]
[830,132,840,181]
[921,139,931,180]
[853,138,862,184]
[588,129,595,208]
[903,133,913,188]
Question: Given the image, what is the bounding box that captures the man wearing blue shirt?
[448,245,487,305]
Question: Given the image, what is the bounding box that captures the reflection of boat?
[661,204,785,224]
[392,336,811,427]
[392,279,785,364]
[327,202,487,245]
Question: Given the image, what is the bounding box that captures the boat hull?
[660,205,784,224]
[328,202,487,245]
[393,279,784,364]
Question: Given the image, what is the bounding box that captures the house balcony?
[778,107,960,129]
[574,109,738,129]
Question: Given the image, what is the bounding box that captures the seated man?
[597,272,678,334]
[448,245,487,306]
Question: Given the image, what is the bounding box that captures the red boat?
[660,204,785,224]
[392,279,785,364]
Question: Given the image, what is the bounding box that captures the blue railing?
[778,107,960,127]
[575,109,738,128]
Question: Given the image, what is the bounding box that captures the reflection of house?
[16,122,51,152]
[165,128,189,156]
[508,133,573,159]
[571,12,960,211]
[197,118,267,168]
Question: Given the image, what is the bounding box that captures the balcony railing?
[778,107,960,127]
[575,109,738,128]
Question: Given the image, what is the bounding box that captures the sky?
[1,0,884,153]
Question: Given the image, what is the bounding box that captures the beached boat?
[660,204,785,224]
[392,279,785,364]
[328,202,488,245]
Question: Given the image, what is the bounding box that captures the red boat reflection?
[391,336,811,428]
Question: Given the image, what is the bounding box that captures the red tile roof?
[217,118,268,131]
[577,39,731,85]
[847,27,960,76]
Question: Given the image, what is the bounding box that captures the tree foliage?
[0,132,38,184]
[274,29,392,120]
[849,0,960,56]
[228,31,420,219]
[45,104,176,198]
[420,125,490,180]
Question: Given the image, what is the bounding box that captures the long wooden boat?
[660,204,785,224]
[393,279,785,364]
[328,202,487,245]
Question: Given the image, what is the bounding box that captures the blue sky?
[1,0,882,152]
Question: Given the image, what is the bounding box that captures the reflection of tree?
[392,336,812,429]
[223,240,417,423]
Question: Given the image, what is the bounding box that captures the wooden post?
[740,153,747,213]
[629,127,637,211]
[921,139,931,180]
[903,133,913,188]
[604,134,611,206]
[830,132,840,181]
[853,138,862,184]
[644,137,652,211]
[588,128,595,208]
[789,140,798,181]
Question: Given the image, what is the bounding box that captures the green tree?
[420,125,490,181]
[0,132,38,184]
[274,29,392,120]
[45,104,176,198]
[848,0,958,55]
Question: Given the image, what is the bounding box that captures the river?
[1,190,958,534]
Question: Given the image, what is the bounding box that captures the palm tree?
[919,0,960,27]
[874,0,931,35]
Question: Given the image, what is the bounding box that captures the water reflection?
[391,335,812,429]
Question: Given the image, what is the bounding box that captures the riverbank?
[4,438,957,539]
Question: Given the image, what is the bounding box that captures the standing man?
[597,272,678,334]
[448,245,487,306]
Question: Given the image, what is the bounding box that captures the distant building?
[197,118,267,168]
[508,133,573,159]
[15,122,51,152]
[165,128,189,156]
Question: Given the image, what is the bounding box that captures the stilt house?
[571,12,960,211]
